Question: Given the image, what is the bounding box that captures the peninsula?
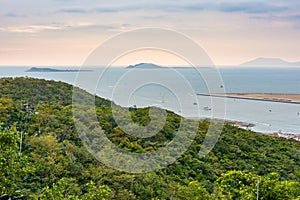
[197,93,300,104]
[26,67,93,72]
[126,63,163,69]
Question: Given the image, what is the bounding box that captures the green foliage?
[0,127,34,195]
[82,181,111,200]
[258,172,300,200]
[177,181,210,200]
[215,170,300,199]
[35,178,111,200]
[0,77,73,106]
[0,77,300,199]
[36,178,80,200]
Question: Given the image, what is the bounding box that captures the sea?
[1,66,300,135]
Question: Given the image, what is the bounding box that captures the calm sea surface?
[1,66,300,134]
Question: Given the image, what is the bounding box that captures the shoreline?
[225,119,300,141]
[193,93,300,141]
[187,117,300,142]
[197,93,300,104]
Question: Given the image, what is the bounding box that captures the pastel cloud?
[55,2,289,14]
[0,25,63,33]
[0,0,299,65]
[215,2,288,13]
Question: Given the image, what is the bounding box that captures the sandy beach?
[225,93,300,104]
[192,93,300,141]
[197,93,300,104]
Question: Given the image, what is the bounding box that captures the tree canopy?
[0,77,299,199]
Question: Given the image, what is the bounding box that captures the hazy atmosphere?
[1,1,300,199]
[1,0,300,66]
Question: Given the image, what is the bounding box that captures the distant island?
[26,67,93,72]
[240,57,300,67]
[126,63,163,69]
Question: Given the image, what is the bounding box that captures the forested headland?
[0,77,299,199]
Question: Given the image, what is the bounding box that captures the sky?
[0,0,300,66]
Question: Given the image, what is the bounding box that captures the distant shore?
[189,93,300,142]
[197,93,300,104]
[26,67,93,73]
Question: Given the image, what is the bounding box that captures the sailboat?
[203,106,212,111]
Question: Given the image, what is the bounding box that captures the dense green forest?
[0,77,299,199]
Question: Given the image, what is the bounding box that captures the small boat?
[193,102,198,105]
[203,106,212,111]
[161,96,165,103]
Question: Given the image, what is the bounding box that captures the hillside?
[26,67,92,72]
[240,57,300,67]
[126,63,163,69]
[0,77,299,199]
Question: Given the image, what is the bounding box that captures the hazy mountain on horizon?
[240,57,300,67]
[126,63,163,69]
